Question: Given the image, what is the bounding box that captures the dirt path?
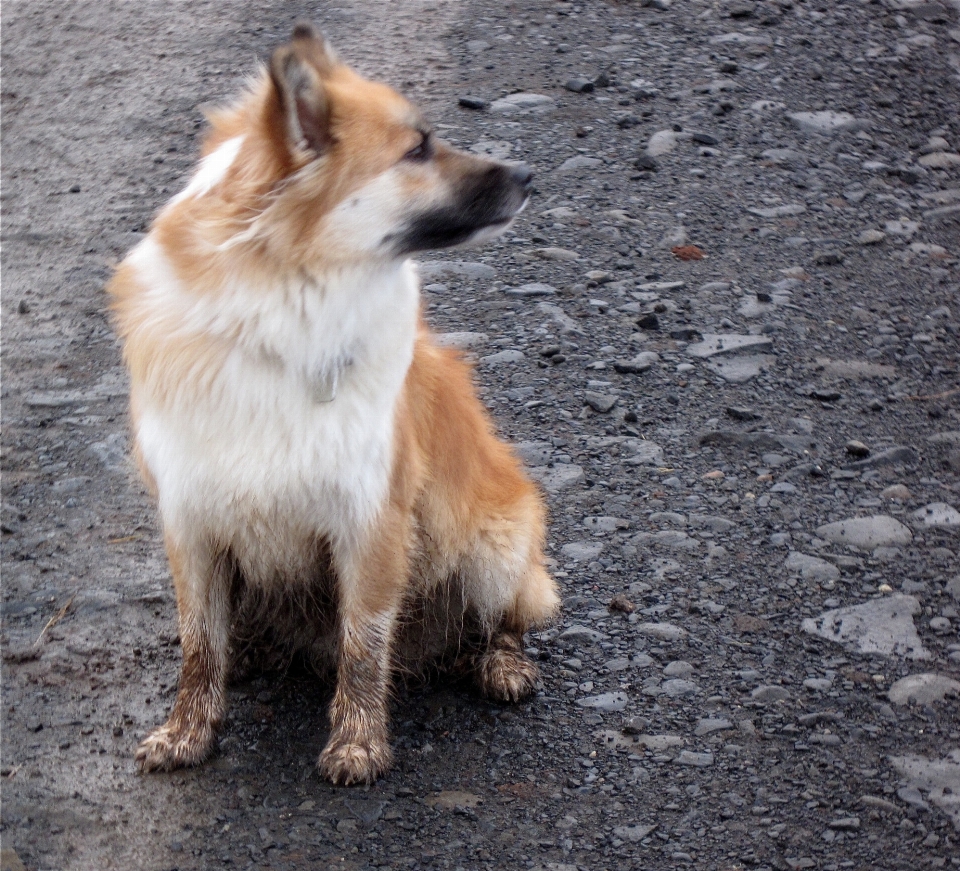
[4,1,960,870]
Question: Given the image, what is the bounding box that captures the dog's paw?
[135,722,216,773]
[475,647,539,703]
[318,737,392,786]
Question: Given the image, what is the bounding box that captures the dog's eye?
[403,133,431,162]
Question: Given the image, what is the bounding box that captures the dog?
[108,24,559,786]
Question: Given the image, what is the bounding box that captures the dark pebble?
[637,313,660,330]
[593,72,612,88]
[635,154,659,171]
[458,96,487,110]
[726,406,761,421]
[755,291,772,302]
[617,115,640,129]
[669,327,702,341]
[815,250,844,266]
[811,389,842,402]
[17,300,30,314]
[69,184,81,193]
[719,60,739,74]
[692,132,718,145]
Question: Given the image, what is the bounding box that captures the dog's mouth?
[391,163,533,256]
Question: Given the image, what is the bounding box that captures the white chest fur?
[127,237,420,575]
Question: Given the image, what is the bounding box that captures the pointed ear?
[269,25,337,155]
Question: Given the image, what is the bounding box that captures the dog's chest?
[132,242,420,547]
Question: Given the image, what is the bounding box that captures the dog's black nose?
[509,164,534,188]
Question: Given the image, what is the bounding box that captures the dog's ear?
[269,24,337,155]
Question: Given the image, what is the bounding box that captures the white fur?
[128,235,420,592]
[167,136,244,207]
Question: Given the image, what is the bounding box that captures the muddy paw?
[318,738,392,786]
[135,722,215,773]
[475,647,539,703]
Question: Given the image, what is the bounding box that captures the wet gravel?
[3,1,960,869]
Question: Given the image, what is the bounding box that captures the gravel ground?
[3,1,960,870]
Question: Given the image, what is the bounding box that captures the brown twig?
[907,387,960,401]
[34,595,75,647]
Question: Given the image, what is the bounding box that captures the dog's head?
[199,25,532,269]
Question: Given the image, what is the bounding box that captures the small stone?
[635,154,659,171]
[663,660,694,678]
[577,691,629,711]
[609,594,635,614]
[675,750,714,767]
[888,673,960,705]
[504,283,557,297]
[845,440,870,457]
[531,463,586,492]
[555,156,601,175]
[458,96,487,110]
[647,130,679,157]
[882,485,912,501]
[686,334,773,358]
[556,625,608,646]
[561,541,605,562]
[564,78,595,93]
[858,229,886,245]
[636,313,660,330]
[815,515,913,549]
[918,152,960,169]
[636,622,687,642]
[803,678,833,692]
[659,678,700,698]
[788,111,865,134]
[785,552,840,584]
[533,247,580,261]
[747,204,807,218]
[480,349,524,366]
[585,392,618,413]
[489,92,555,115]
[828,817,860,831]
[695,718,733,736]
[614,351,660,374]
[847,445,919,470]
[750,685,790,703]
[912,503,960,528]
[612,824,656,842]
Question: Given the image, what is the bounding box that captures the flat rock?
[788,111,865,134]
[706,354,775,383]
[847,446,919,470]
[890,751,960,830]
[675,750,713,767]
[489,92,554,114]
[434,331,488,350]
[659,678,700,698]
[505,283,557,297]
[747,204,807,218]
[751,685,791,702]
[912,502,960,528]
[801,595,930,660]
[577,691,628,711]
[888,674,960,706]
[561,541,605,562]
[418,260,496,281]
[623,439,665,466]
[556,625,608,646]
[533,247,580,262]
[815,515,913,549]
[555,155,601,174]
[695,718,733,736]
[426,790,483,810]
[537,302,583,335]
[585,392,617,413]
[612,824,656,843]
[614,351,660,374]
[530,463,585,492]
[479,349,524,366]
[686,334,773,358]
[918,152,960,169]
[632,530,701,552]
[785,552,840,584]
[636,622,687,641]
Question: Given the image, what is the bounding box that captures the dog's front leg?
[137,537,231,772]
[319,518,408,786]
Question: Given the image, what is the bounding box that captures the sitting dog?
[109,24,559,785]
